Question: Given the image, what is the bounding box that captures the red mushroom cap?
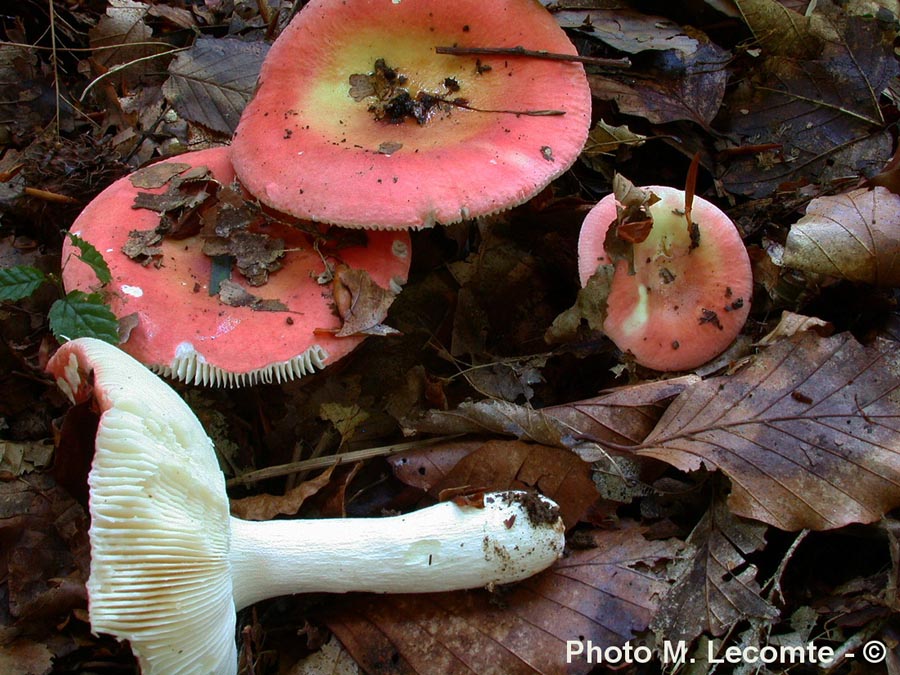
[578,185,752,371]
[62,147,411,386]
[230,0,591,229]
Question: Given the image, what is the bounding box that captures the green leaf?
[49,291,120,344]
[0,266,47,301]
[67,233,112,285]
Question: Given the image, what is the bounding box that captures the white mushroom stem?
[230,492,564,609]
[48,338,565,675]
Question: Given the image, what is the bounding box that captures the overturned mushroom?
[48,338,566,675]
[577,184,752,371]
[231,0,591,229]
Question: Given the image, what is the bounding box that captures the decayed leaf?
[332,267,401,337]
[0,640,53,675]
[218,279,288,312]
[637,332,900,531]
[754,311,832,347]
[582,120,647,159]
[783,187,900,286]
[733,0,833,59]
[651,497,778,644]
[163,37,270,135]
[553,8,700,55]
[327,522,682,675]
[88,0,160,87]
[0,440,54,476]
[718,7,896,197]
[203,231,285,286]
[429,440,598,529]
[289,635,360,675]
[230,465,336,520]
[544,266,613,344]
[588,41,730,126]
[129,162,191,189]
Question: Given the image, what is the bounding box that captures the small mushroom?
[62,147,411,386]
[230,0,591,229]
[577,185,752,371]
[48,337,566,675]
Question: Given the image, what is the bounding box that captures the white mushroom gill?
[48,338,566,675]
[153,341,331,387]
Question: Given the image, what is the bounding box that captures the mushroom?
[230,0,591,229]
[577,184,752,371]
[62,147,411,386]
[48,337,566,675]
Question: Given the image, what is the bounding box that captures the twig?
[225,434,464,487]
[48,0,60,137]
[435,45,630,69]
[79,47,189,103]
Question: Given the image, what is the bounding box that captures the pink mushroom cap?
[577,185,752,371]
[230,0,591,229]
[62,147,411,386]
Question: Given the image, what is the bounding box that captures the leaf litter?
[3,0,900,673]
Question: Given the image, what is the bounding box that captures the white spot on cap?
[121,284,143,298]
[392,239,409,258]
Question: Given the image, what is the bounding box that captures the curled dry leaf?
[754,310,833,347]
[637,332,900,531]
[326,521,681,675]
[229,465,336,520]
[783,187,900,286]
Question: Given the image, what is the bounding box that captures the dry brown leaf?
[230,465,336,520]
[754,311,833,347]
[783,187,900,286]
[389,441,486,492]
[588,41,729,126]
[327,522,681,675]
[0,639,53,675]
[651,496,778,644]
[332,267,401,337]
[163,37,270,135]
[637,332,900,531]
[88,0,160,88]
[406,377,696,459]
[288,635,360,675]
[428,440,597,530]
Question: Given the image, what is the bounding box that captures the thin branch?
[225,435,464,487]
[79,47,189,102]
[435,45,630,69]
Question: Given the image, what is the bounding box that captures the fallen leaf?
[589,41,730,127]
[332,267,401,337]
[651,496,778,643]
[783,187,900,286]
[405,377,696,458]
[163,37,270,135]
[129,162,191,189]
[429,440,598,529]
[755,311,833,346]
[288,635,360,675]
[0,440,54,475]
[230,465,336,520]
[0,640,53,675]
[553,8,700,55]
[637,332,900,530]
[717,6,896,197]
[218,279,289,312]
[327,522,682,675]
[88,0,161,88]
[203,231,285,286]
